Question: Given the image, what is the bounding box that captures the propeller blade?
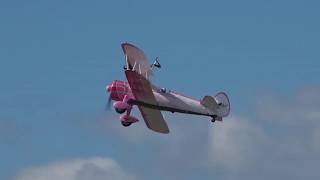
[105,95,112,111]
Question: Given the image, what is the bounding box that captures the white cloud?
[255,88,320,152]
[205,88,320,179]
[208,115,269,171]
[256,87,320,125]
[12,157,136,180]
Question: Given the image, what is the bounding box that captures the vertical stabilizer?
[201,92,230,118]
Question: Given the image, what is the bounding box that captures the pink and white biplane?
[106,43,230,134]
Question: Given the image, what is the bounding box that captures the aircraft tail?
[201,92,230,119]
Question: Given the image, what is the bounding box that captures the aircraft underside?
[128,99,214,118]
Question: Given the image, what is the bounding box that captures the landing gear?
[121,121,132,127]
[211,115,222,123]
[116,95,139,127]
[115,108,126,114]
[211,115,217,123]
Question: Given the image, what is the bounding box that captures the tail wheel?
[211,115,217,123]
[115,108,126,114]
[121,121,132,127]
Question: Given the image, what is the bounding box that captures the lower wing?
[125,70,169,134]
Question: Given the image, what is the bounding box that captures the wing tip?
[149,127,170,134]
[144,117,170,134]
[145,120,170,134]
[121,42,141,52]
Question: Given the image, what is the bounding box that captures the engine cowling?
[106,80,132,102]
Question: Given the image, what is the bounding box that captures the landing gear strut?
[115,95,139,127]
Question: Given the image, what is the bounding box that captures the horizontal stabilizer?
[201,96,219,110]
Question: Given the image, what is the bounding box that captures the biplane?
[106,43,230,134]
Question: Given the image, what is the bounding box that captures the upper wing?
[122,43,152,79]
[125,70,169,134]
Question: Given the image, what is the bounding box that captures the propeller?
[105,85,113,111]
[105,96,112,111]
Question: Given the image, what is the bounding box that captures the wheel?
[211,115,217,123]
[115,108,126,114]
[121,121,132,127]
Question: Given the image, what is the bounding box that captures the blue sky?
[0,0,320,179]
